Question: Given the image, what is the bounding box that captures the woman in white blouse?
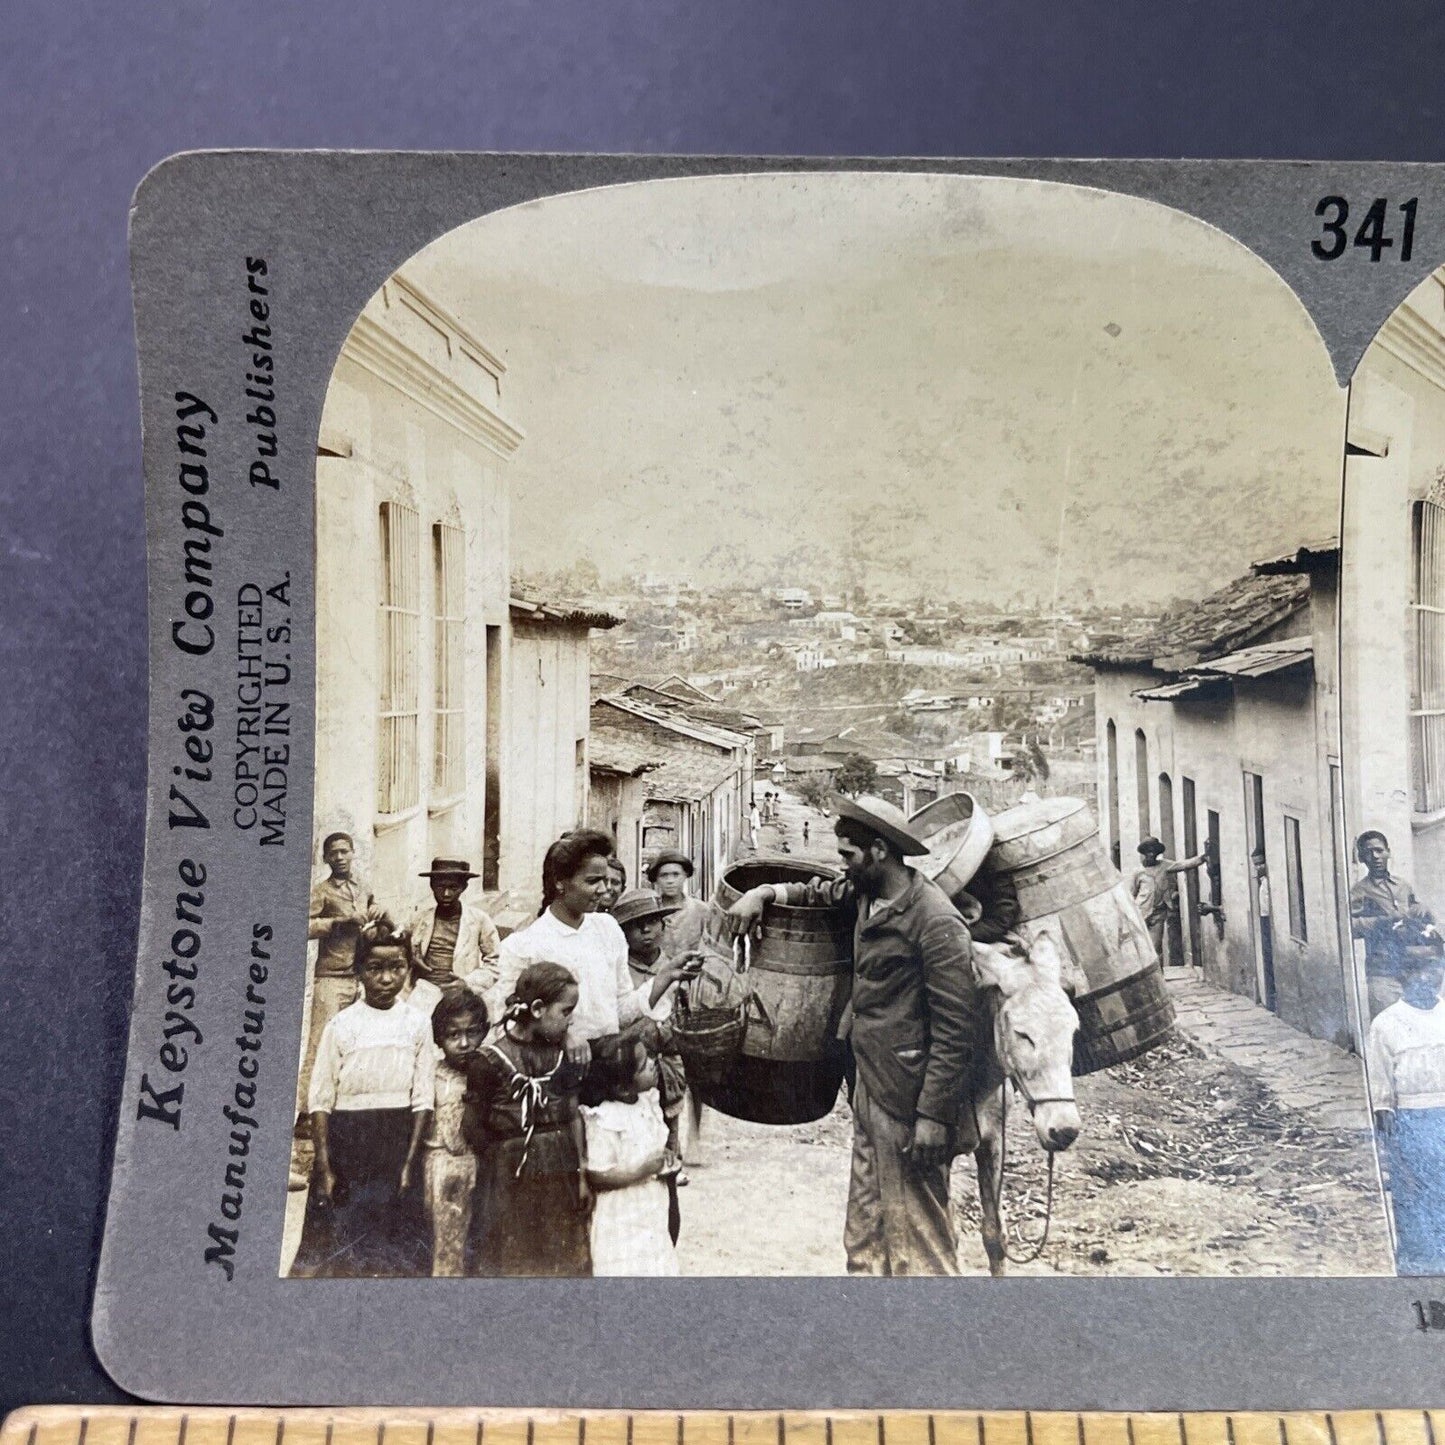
[493,830,700,1065]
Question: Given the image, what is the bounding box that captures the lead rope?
[992,1078,1058,1266]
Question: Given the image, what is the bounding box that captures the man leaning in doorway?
[1131,836,1209,968]
[1352,829,1436,1018]
[724,794,980,1276]
[405,857,502,1014]
[299,831,393,1127]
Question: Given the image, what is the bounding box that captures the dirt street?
[687,789,1393,1277]
[675,1030,1392,1277]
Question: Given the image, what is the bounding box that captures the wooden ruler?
[5,1410,1445,1445]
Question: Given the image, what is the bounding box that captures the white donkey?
[969,929,1084,1276]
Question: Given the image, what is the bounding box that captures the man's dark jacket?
[778,869,979,1125]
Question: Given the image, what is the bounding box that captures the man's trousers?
[844,1075,959,1276]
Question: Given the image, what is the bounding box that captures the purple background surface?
[5,0,1445,1411]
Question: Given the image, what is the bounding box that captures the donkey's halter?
[992,1082,1057,1266]
[1010,1074,1075,1115]
[987,1001,1073,1265]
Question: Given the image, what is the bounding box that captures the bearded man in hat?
[724,794,980,1276]
[405,857,502,1014]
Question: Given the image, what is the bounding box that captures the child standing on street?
[295,929,434,1278]
[1368,930,1445,1274]
[465,962,592,1276]
[581,1035,680,1276]
[423,989,489,1277]
[612,888,696,1167]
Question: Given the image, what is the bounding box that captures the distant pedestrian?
[1368,934,1445,1273]
[1131,837,1208,967]
[1352,830,1436,1018]
[1252,849,1275,998]
[802,820,811,846]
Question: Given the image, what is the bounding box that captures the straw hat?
[832,794,931,857]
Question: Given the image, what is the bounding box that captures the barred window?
[1411,498,1445,812]
[378,501,420,815]
[433,522,466,799]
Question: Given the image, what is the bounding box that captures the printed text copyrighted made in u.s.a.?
[132,255,299,1279]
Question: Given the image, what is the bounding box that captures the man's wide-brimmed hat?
[832,793,930,857]
[612,888,681,929]
[646,848,695,880]
[420,857,479,880]
[1137,837,1166,858]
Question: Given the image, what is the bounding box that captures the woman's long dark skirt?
[293,1108,429,1278]
[1391,1107,1445,1275]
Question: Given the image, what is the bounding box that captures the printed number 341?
[1313,196,1417,262]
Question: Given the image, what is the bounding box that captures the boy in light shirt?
[1367,927,1445,1274]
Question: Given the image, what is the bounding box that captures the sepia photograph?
[276,172,1445,1281]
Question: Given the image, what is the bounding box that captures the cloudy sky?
[404,173,1345,607]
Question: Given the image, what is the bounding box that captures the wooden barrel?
[987,797,1174,1075]
[909,792,994,902]
[704,857,853,1125]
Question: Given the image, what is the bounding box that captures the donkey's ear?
[1028,931,1089,998]
[972,939,1031,995]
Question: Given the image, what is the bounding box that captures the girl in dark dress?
[465,961,592,1276]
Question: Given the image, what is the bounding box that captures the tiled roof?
[632,673,718,703]
[587,732,661,777]
[510,595,622,629]
[644,749,741,803]
[1073,570,1308,672]
[594,694,751,750]
[1251,537,1340,575]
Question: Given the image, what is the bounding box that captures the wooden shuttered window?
[1412,498,1445,813]
[432,522,466,800]
[378,501,421,815]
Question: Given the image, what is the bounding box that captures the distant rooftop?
[1072,570,1308,672]
[510,595,622,629]
[588,733,661,778]
[1251,537,1341,575]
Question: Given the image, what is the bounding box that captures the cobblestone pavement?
[1166,972,1372,1131]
